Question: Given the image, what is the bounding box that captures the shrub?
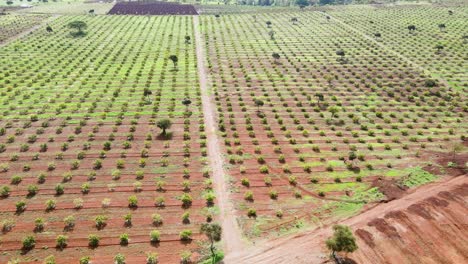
[27,185,38,196]
[55,184,64,195]
[269,189,278,199]
[180,251,192,264]
[150,230,160,243]
[146,252,159,264]
[44,255,56,264]
[10,175,22,185]
[180,193,192,207]
[73,198,84,209]
[276,209,283,218]
[247,208,257,217]
[64,215,76,229]
[14,200,25,212]
[1,219,15,232]
[152,213,163,226]
[244,190,254,201]
[119,233,129,245]
[79,256,91,264]
[114,253,126,264]
[259,165,269,174]
[22,235,36,250]
[34,218,45,231]
[179,230,192,241]
[123,213,132,226]
[95,215,108,229]
[0,185,11,197]
[241,178,250,187]
[88,234,100,248]
[128,195,138,207]
[56,235,68,249]
[45,199,56,211]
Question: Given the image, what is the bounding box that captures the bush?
[16,201,26,212]
[180,193,192,207]
[56,235,68,249]
[22,235,36,250]
[55,184,64,195]
[45,199,56,211]
[150,230,160,243]
[152,213,163,226]
[146,252,158,264]
[179,229,192,241]
[1,219,15,232]
[27,185,38,196]
[0,185,10,197]
[88,234,100,247]
[128,195,138,207]
[79,256,91,264]
[247,208,257,217]
[120,233,129,245]
[34,218,44,231]
[95,215,108,229]
[114,253,126,264]
[10,175,22,185]
[64,215,75,229]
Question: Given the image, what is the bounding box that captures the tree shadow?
[70,31,87,38]
[156,132,173,140]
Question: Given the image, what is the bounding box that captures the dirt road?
[225,175,468,263]
[193,15,245,255]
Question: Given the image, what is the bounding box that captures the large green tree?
[157,119,172,136]
[200,223,222,264]
[67,21,87,37]
[326,225,358,263]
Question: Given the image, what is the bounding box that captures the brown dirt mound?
[355,229,375,248]
[368,218,401,239]
[372,178,407,201]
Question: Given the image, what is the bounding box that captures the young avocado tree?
[169,55,178,70]
[326,225,358,264]
[254,99,264,112]
[268,30,275,40]
[157,119,172,136]
[272,52,280,63]
[328,106,339,119]
[200,223,222,264]
[291,17,298,25]
[407,25,416,34]
[435,43,444,54]
[438,23,446,32]
[315,93,324,108]
[336,50,345,62]
[143,88,152,100]
[182,98,192,111]
[451,143,463,163]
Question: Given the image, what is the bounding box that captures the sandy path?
[0,14,60,48]
[225,175,468,263]
[193,15,245,255]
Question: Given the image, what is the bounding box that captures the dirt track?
[225,175,468,263]
[193,15,245,254]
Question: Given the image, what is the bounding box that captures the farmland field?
[0,14,49,44]
[0,1,466,264]
[0,14,210,263]
[199,8,466,236]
